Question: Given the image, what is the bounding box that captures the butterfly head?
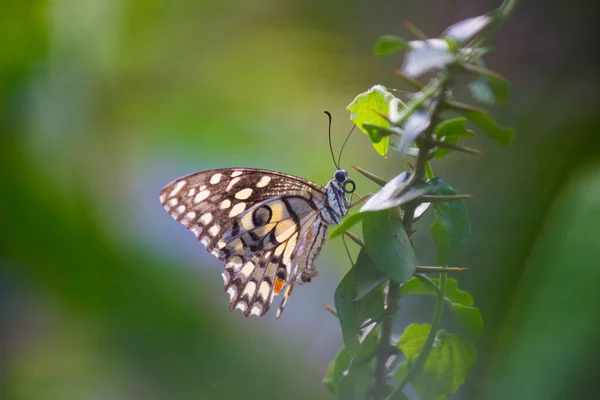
[334,169,356,194]
[322,169,355,225]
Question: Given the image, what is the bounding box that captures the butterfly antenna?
[337,124,356,169]
[324,111,339,169]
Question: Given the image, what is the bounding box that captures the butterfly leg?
[275,282,295,319]
[298,270,319,284]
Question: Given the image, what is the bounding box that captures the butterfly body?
[160,168,354,318]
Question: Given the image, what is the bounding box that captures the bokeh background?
[2,0,599,399]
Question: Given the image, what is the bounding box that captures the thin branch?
[415,266,467,273]
[419,194,474,202]
[344,231,364,247]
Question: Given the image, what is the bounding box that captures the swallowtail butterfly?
[160,167,356,318]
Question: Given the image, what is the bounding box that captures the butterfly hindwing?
[160,168,330,318]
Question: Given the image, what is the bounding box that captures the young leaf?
[435,117,473,138]
[402,39,455,78]
[373,34,410,56]
[434,118,474,158]
[444,15,492,43]
[445,302,484,336]
[362,210,417,283]
[347,85,396,156]
[398,325,476,400]
[390,108,433,156]
[323,346,352,393]
[400,277,474,306]
[362,123,403,148]
[429,178,471,265]
[334,265,385,357]
[397,323,430,361]
[361,172,433,212]
[463,110,515,146]
[434,135,459,159]
[328,212,371,239]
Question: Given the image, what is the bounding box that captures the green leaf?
[488,73,511,104]
[362,123,402,146]
[347,85,395,156]
[397,323,430,362]
[336,362,372,400]
[373,34,410,56]
[334,264,385,357]
[445,301,484,336]
[328,212,371,239]
[435,118,473,138]
[353,249,389,301]
[428,178,471,265]
[400,277,474,306]
[362,210,417,283]
[361,172,433,212]
[463,110,515,146]
[356,326,379,363]
[323,346,352,393]
[434,118,474,159]
[398,325,477,400]
[433,135,459,159]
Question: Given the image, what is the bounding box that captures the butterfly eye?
[343,179,356,194]
[334,169,347,182]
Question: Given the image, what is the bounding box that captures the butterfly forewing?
[160,168,331,317]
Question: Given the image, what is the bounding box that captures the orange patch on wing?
[274,277,285,294]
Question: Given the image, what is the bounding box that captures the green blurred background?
[2,0,599,399]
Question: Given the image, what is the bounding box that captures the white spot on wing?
[227,286,237,301]
[210,173,222,185]
[186,211,197,220]
[200,236,211,247]
[168,198,178,207]
[208,224,220,237]
[176,205,186,214]
[256,176,271,188]
[217,240,227,249]
[219,199,231,209]
[235,188,253,200]
[222,270,230,284]
[191,225,202,237]
[226,177,241,191]
[231,171,243,178]
[243,281,257,298]
[229,202,246,217]
[194,190,211,204]
[200,213,213,224]
[235,302,248,313]
[159,193,167,204]
[169,180,186,197]
[250,305,263,317]
[240,261,255,277]
[187,188,197,197]
[259,281,270,299]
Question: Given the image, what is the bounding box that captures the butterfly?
[159,167,356,318]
